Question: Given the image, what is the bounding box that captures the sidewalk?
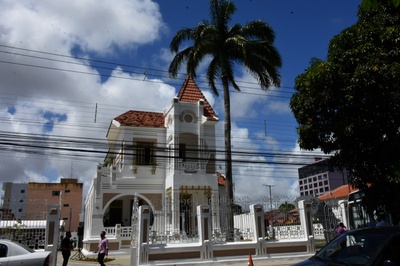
[61,249,312,266]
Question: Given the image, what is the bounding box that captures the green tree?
[290,0,400,215]
[361,0,400,10]
[279,202,295,212]
[169,0,281,239]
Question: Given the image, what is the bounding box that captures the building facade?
[82,77,226,251]
[298,158,348,197]
[1,178,83,233]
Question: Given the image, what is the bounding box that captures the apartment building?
[2,178,83,233]
[298,158,348,197]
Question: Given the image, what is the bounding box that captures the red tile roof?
[114,110,164,128]
[113,77,218,127]
[177,77,218,121]
[318,184,359,201]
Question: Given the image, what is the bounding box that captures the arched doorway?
[103,195,151,227]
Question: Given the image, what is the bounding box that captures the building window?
[299,180,303,185]
[62,217,68,221]
[136,142,155,165]
[183,113,194,123]
[319,181,323,186]
[20,190,25,193]
[303,179,307,184]
[65,190,70,193]
[52,191,60,196]
[324,180,328,185]
[18,209,22,212]
[63,204,69,207]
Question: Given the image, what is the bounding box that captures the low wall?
[146,239,311,261]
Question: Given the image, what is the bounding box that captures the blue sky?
[0,0,359,200]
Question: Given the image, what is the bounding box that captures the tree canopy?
[361,0,400,10]
[290,0,400,214]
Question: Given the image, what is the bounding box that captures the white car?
[0,240,51,266]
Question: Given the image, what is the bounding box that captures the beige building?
[2,178,83,233]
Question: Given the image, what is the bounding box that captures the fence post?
[135,205,151,265]
[298,200,315,252]
[339,200,349,229]
[197,205,213,259]
[250,204,266,255]
[45,204,60,266]
[115,224,121,247]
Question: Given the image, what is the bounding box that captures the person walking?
[337,222,347,235]
[60,231,74,266]
[95,231,109,266]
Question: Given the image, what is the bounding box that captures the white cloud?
[0,0,169,197]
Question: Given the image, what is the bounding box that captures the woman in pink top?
[337,222,347,235]
[95,231,109,266]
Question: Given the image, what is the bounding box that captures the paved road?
[59,250,311,266]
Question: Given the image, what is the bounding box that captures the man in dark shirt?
[60,231,73,266]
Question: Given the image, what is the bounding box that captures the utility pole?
[263,184,275,240]
[263,184,274,211]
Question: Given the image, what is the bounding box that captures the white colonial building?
[82,77,226,251]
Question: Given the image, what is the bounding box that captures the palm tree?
[169,0,281,240]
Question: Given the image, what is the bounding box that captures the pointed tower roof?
[177,76,218,121]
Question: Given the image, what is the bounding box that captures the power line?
[0,44,296,99]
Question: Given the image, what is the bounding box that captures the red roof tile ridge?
[318,184,358,200]
[177,76,218,121]
[114,110,164,128]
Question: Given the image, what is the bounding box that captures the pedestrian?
[337,222,347,235]
[95,231,109,266]
[60,231,74,266]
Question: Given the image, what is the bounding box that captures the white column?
[298,200,315,252]
[136,205,151,265]
[45,204,60,266]
[339,200,349,228]
[197,205,213,259]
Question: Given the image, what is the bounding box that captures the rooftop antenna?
[94,103,98,123]
[70,162,73,178]
[264,120,267,136]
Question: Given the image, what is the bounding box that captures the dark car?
[292,226,400,266]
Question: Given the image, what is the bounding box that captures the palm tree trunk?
[222,77,234,241]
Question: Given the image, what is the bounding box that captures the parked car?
[292,226,400,266]
[0,239,51,266]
